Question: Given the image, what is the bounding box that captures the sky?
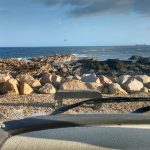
[0,0,150,47]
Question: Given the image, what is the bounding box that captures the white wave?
[72,53,77,56]
[14,57,32,62]
[75,54,89,58]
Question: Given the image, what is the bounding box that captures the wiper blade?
[51,97,150,115]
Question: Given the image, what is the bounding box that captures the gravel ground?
[0,94,55,121]
[0,94,150,121]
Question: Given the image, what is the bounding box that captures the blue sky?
[0,0,150,47]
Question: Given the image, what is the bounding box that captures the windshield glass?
[0,0,150,121]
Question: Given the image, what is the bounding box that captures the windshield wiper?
[51,97,150,115]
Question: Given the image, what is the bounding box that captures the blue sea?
[0,46,150,61]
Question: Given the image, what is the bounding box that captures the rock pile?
[0,54,149,96]
[0,72,149,95]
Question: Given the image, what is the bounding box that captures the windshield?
[0,0,150,121]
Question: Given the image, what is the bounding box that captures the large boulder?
[40,73,64,88]
[81,74,100,83]
[17,74,35,86]
[60,79,102,91]
[39,73,54,85]
[86,82,103,91]
[39,83,56,94]
[108,83,127,95]
[122,78,144,93]
[31,79,41,88]
[0,74,10,93]
[60,80,89,91]
[99,76,113,85]
[135,75,150,84]
[19,82,33,95]
[52,75,62,87]
[0,74,10,83]
[2,78,19,95]
[117,75,131,85]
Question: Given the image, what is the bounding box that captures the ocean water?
[0,46,150,61]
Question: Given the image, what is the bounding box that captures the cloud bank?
[34,0,150,17]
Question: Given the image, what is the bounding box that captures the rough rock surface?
[122,78,144,93]
[81,74,100,83]
[19,82,33,95]
[135,75,150,84]
[99,76,113,85]
[52,75,62,88]
[39,83,56,94]
[85,82,103,91]
[0,74,10,83]
[141,87,149,94]
[31,79,41,88]
[108,83,127,95]
[117,75,131,85]
[40,73,53,85]
[2,78,19,95]
[60,80,88,91]
[39,64,54,73]
[17,74,35,86]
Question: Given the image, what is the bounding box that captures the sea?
[0,45,150,61]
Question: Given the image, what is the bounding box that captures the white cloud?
[33,0,150,17]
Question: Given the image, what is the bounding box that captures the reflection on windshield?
[0,0,150,121]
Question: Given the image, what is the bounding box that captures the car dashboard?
[1,114,150,150]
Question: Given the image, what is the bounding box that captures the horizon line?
[0,44,149,48]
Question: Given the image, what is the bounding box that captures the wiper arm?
[51,97,150,115]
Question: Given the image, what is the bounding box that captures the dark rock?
[137,57,150,64]
[129,55,142,61]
